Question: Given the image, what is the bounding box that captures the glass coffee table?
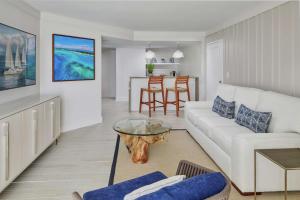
[113,118,171,164]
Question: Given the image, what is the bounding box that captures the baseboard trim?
[231,182,262,196]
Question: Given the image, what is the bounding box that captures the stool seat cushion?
[136,172,226,200]
[83,171,167,200]
[141,87,162,92]
[167,87,188,92]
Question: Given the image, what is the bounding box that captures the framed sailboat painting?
[0,23,36,91]
[52,34,95,82]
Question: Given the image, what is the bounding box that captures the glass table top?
[113,118,171,136]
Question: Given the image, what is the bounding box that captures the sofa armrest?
[185,101,212,110]
[231,133,300,192]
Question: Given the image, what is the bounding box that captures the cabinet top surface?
[0,95,59,120]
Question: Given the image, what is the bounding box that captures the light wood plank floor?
[0,98,185,200]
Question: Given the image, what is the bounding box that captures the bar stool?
[164,76,190,117]
[139,76,165,117]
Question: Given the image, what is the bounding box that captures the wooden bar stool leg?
[153,93,156,111]
[148,91,151,117]
[139,89,143,113]
[164,89,168,115]
[187,87,191,101]
[176,90,180,117]
[161,88,165,113]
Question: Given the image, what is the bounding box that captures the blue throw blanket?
[137,172,226,200]
[83,171,167,200]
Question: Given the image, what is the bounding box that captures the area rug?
[110,130,300,200]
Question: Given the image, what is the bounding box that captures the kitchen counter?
[130,76,199,79]
[129,76,199,112]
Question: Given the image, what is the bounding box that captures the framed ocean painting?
[0,23,36,91]
[52,34,95,82]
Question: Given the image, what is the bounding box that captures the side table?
[254,148,300,200]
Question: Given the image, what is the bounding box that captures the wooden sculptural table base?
[120,133,168,164]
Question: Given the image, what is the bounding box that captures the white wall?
[102,48,116,98]
[0,1,40,104]
[206,1,300,97]
[116,48,146,101]
[178,45,203,99]
[178,45,201,76]
[40,12,102,132]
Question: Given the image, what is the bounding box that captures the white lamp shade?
[145,50,156,59]
[172,50,184,59]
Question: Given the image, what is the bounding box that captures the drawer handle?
[2,122,9,181]
[32,110,38,154]
[50,102,55,138]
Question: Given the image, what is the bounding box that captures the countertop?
[0,95,59,120]
[130,76,199,79]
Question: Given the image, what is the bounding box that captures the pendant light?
[145,43,156,59]
[172,43,184,59]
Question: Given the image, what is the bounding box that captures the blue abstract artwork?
[53,34,95,81]
[0,23,36,91]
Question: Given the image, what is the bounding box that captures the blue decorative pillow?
[212,96,235,119]
[137,172,226,200]
[235,104,272,133]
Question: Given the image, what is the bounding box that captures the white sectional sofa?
[184,84,300,194]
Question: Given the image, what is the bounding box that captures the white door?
[206,40,224,100]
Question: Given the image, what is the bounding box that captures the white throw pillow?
[124,175,186,200]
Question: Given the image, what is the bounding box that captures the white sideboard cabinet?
[0,95,60,193]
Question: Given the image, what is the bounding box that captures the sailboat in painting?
[22,44,27,67]
[4,40,25,75]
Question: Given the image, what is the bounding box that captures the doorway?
[206,40,224,100]
[102,48,116,99]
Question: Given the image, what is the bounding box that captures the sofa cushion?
[215,84,237,102]
[235,104,272,133]
[210,125,253,155]
[83,171,167,200]
[193,116,235,138]
[186,108,218,127]
[212,96,235,119]
[137,173,226,200]
[234,86,262,116]
[256,91,300,133]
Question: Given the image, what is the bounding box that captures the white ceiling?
[23,0,281,31]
